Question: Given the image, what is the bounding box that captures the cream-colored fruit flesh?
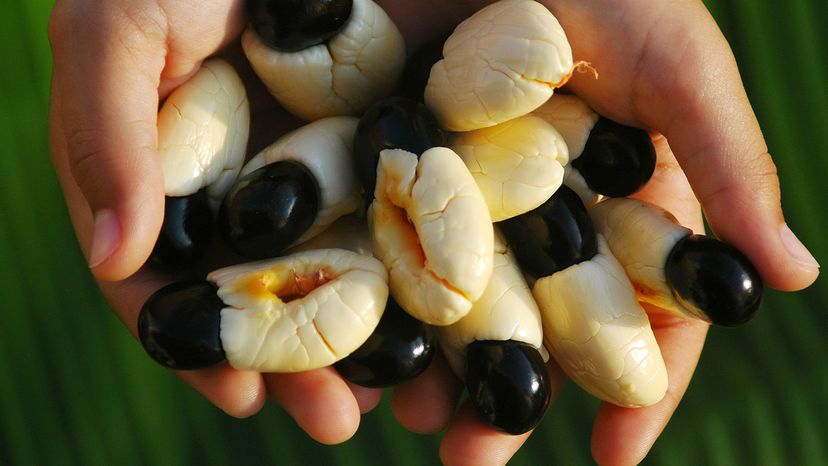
[533,236,667,407]
[369,148,494,326]
[440,230,547,378]
[242,0,405,121]
[589,197,696,318]
[450,114,568,221]
[209,249,388,372]
[533,94,601,206]
[425,0,573,131]
[157,58,249,203]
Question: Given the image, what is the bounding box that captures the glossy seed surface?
[150,190,213,269]
[220,161,320,259]
[572,117,656,197]
[353,96,446,197]
[465,340,551,435]
[665,234,763,326]
[498,186,597,278]
[138,281,226,370]
[247,0,353,52]
[335,298,435,387]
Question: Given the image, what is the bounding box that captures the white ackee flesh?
[440,231,548,378]
[369,147,494,326]
[243,117,361,245]
[532,236,667,407]
[450,114,569,222]
[424,0,574,132]
[532,94,601,207]
[589,197,697,319]
[242,0,406,121]
[208,249,388,372]
[157,58,249,203]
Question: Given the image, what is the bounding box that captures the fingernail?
[780,223,820,269]
[88,209,121,268]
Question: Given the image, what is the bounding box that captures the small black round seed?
[335,298,435,387]
[572,117,656,197]
[247,0,353,52]
[465,340,551,435]
[150,190,213,269]
[665,234,763,326]
[498,186,597,278]
[353,96,446,197]
[220,161,320,259]
[138,281,226,370]
[395,32,451,101]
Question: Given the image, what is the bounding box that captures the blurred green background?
[1,1,825,465]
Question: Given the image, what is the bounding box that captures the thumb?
[636,13,819,291]
[49,4,167,281]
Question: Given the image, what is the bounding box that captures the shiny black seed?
[498,186,597,278]
[572,117,656,197]
[247,0,353,52]
[465,340,551,435]
[138,281,226,370]
[395,32,451,101]
[150,190,213,269]
[665,234,763,326]
[335,297,435,387]
[353,96,446,197]
[220,161,320,259]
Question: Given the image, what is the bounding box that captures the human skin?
[47,1,819,465]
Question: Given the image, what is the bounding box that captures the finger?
[439,363,566,466]
[264,368,361,445]
[391,355,463,434]
[631,133,704,234]
[346,382,384,414]
[626,3,819,290]
[590,308,708,466]
[439,404,532,466]
[49,3,169,280]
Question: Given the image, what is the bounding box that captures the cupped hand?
[48,0,820,464]
[388,1,819,466]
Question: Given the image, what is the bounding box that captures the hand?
[387,1,819,466]
[47,0,384,443]
[47,0,820,465]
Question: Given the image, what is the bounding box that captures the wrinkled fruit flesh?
[220,161,320,259]
[353,96,446,197]
[465,340,551,435]
[498,186,597,278]
[150,190,213,270]
[665,234,763,326]
[138,281,226,370]
[572,117,656,197]
[247,0,353,52]
[334,297,435,387]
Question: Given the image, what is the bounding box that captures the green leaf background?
[0,1,825,465]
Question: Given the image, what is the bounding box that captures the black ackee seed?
[247,0,353,52]
[353,96,446,197]
[465,340,551,435]
[665,234,763,326]
[220,161,320,260]
[150,190,213,269]
[138,281,226,370]
[395,32,451,101]
[498,186,598,278]
[572,117,656,197]
[335,297,435,387]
